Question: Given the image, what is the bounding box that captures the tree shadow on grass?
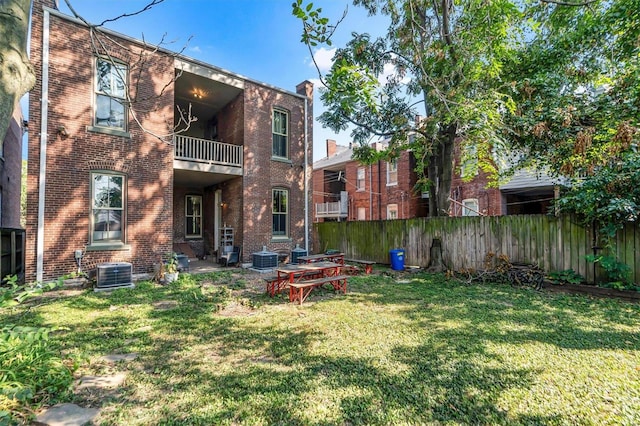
[350,273,640,351]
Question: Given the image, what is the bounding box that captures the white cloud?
[311,47,336,73]
[378,62,411,85]
[189,46,202,53]
[308,78,325,92]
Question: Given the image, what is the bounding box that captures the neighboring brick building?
[449,142,557,216]
[314,138,556,221]
[1,108,25,229]
[313,139,428,221]
[27,0,312,281]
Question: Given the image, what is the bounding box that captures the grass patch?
[2,270,639,425]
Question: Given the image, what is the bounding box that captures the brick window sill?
[87,125,131,139]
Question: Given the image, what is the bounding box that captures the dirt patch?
[217,300,256,317]
[544,282,640,303]
[152,300,179,310]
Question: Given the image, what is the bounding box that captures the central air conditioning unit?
[95,262,134,291]
[252,246,278,270]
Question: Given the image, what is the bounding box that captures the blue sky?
[24,0,388,160]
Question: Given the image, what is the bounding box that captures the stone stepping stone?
[101,353,138,363]
[75,373,126,391]
[36,403,99,426]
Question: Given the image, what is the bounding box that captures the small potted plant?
[164,252,179,283]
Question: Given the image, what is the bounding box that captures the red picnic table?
[297,252,345,265]
[271,261,348,304]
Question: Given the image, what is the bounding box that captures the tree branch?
[539,0,598,6]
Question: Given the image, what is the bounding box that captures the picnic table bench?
[297,252,345,265]
[289,275,349,305]
[263,269,322,297]
[344,259,375,274]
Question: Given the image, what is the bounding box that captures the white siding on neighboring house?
[499,168,560,191]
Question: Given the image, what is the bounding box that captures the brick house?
[1,108,25,229]
[313,139,556,221]
[26,0,313,282]
[313,139,428,221]
[449,143,557,216]
[0,107,26,281]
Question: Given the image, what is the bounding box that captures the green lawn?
[4,271,640,425]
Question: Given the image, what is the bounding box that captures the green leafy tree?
[293,0,523,216]
[294,0,638,224]
[504,1,639,245]
[0,0,34,143]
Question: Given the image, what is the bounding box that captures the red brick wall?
[1,110,24,229]
[27,1,174,280]
[241,81,312,260]
[217,93,244,145]
[450,143,503,216]
[335,149,426,221]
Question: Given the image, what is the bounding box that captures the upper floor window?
[95,58,127,130]
[272,188,289,237]
[462,198,479,216]
[185,195,202,238]
[387,160,398,185]
[356,167,365,191]
[91,172,125,245]
[272,108,289,158]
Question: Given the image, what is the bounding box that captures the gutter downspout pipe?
[36,9,51,282]
[304,98,309,253]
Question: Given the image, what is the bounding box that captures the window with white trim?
[462,198,479,216]
[185,195,202,238]
[272,188,288,237]
[94,58,127,130]
[387,160,398,185]
[387,204,398,219]
[91,172,125,244]
[272,108,289,158]
[356,167,365,191]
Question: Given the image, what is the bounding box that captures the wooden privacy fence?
[1,228,26,283]
[313,215,640,285]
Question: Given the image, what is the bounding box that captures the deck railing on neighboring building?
[174,135,243,168]
[315,201,348,218]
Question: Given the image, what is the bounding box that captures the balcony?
[174,135,242,167]
[173,135,243,186]
[315,201,348,219]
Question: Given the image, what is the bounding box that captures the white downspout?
[303,97,309,253]
[369,165,372,220]
[36,9,51,282]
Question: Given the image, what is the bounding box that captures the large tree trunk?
[427,124,456,216]
[0,0,35,140]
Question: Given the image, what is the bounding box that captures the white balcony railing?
[174,134,243,168]
[315,201,348,218]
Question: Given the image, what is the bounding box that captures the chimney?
[326,139,337,157]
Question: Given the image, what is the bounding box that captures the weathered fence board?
[313,214,640,285]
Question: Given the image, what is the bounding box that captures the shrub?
[0,326,76,423]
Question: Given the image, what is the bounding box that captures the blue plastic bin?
[389,249,405,271]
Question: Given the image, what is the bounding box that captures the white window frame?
[386,160,398,186]
[462,198,480,216]
[387,204,398,219]
[272,108,289,159]
[272,188,289,238]
[357,207,366,221]
[356,167,365,191]
[185,195,203,238]
[94,57,128,131]
[90,172,125,245]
